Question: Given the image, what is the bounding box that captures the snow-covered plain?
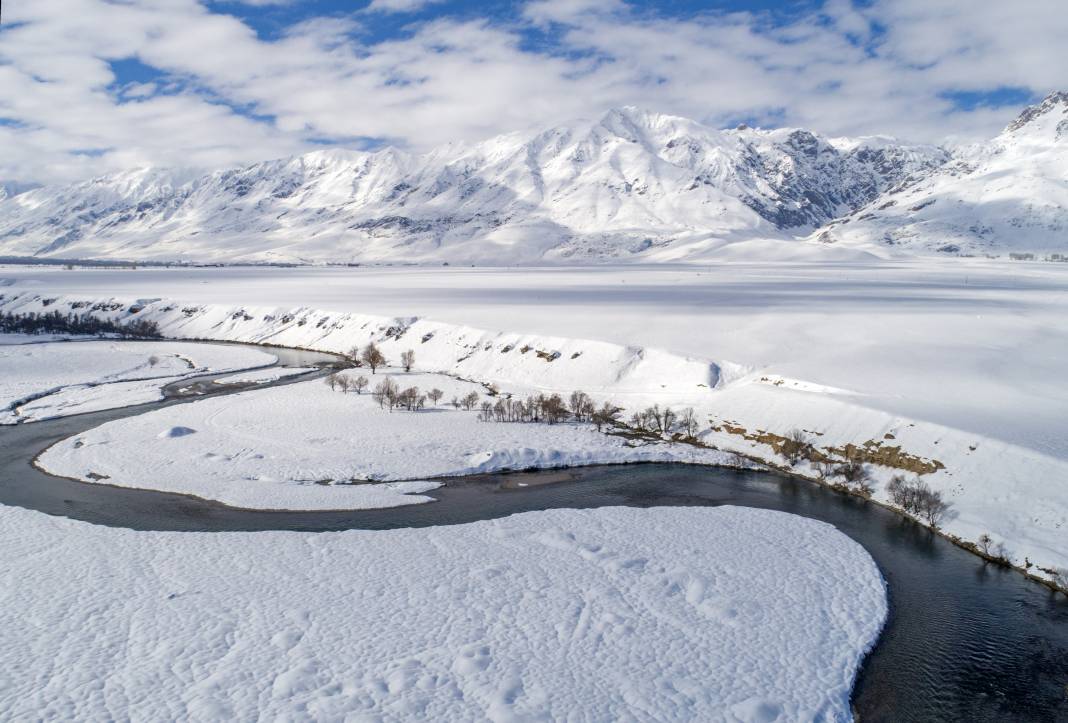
[3,258,1067,578]
[40,371,733,510]
[0,337,275,424]
[0,503,887,721]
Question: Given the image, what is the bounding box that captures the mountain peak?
[1003,90,1068,135]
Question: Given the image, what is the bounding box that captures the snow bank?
[39,371,733,511]
[0,504,887,720]
[0,338,274,423]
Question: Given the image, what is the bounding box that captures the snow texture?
[40,371,733,511]
[0,504,887,721]
[0,337,275,424]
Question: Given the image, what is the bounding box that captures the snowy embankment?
[3,286,1067,580]
[0,337,275,423]
[0,504,887,720]
[40,371,733,511]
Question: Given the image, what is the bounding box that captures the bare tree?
[592,402,622,432]
[569,391,593,421]
[784,429,811,464]
[977,533,994,556]
[478,401,494,421]
[400,349,415,373]
[337,376,352,393]
[398,386,422,411]
[353,375,368,394]
[919,488,950,527]
[542,394,568,424]
[325,373,339,392]
[372,378,399,410]
[460,391,480,411]
[427,388,444,406]
[451,396,460,409]
[361,342,386,374]
[680,408,700,439]
[348,345,361,365]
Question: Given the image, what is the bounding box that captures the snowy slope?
[0,108,945,264]
[0,505,887,720]
[816,91,1068,255]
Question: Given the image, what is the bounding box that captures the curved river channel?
[0,342,1066,721]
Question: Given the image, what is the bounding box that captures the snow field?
[0,504,887,721]
[0,338,275,424]
[39,370,735,511]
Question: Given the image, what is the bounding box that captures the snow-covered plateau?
[0,504,887,721]
[3,91,1068,264]
[0,339,275,424]
[3,258,1066,583]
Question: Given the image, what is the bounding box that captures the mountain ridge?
[1,97,1063,263]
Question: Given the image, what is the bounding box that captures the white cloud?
[0,0,1064,186]
[364,0,445,14]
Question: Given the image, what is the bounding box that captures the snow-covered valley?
[3,258,1067,586]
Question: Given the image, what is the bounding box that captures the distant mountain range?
[1,93,1065,264]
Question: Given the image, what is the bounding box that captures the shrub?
[888,474,951,527]
[836,459,870,483]
[592,402,622,432]
[783,429,812,464]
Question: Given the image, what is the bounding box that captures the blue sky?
[0,0,1061,185]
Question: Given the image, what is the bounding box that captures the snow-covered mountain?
[0,108,948,264]
[814,92,1068,256]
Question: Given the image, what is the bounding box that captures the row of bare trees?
[340,343,418,375]
[887,474,951,527]
[627,404,701,439]
[0,310,162,338]
[325,373,368,394]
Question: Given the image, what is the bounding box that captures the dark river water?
[1,343,1066,721]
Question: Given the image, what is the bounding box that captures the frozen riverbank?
[0,503,886,720]
[0,336,275,424]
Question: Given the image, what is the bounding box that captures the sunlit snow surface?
[40,371,734,510]
[0,504,886,721]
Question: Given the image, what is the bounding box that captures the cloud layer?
[0,0,1064,185]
